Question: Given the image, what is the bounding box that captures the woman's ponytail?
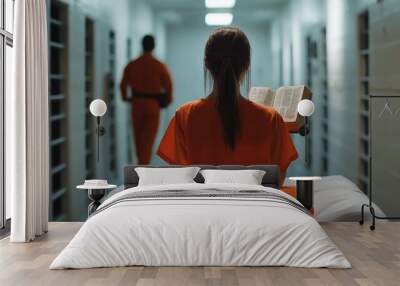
[215,58,240,150]
[204,27,251,151]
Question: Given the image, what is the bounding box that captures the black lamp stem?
[97,116,100,162]
[305,116,309,164]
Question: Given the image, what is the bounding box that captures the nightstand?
[289,176,321,213]
[77,184,116,216]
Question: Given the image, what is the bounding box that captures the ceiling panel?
[147,0,288,10]
[149,0,288,25]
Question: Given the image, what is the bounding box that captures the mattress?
[50,183,350,269]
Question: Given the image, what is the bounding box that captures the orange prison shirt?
[157,97,298,173]
[120,53,173,103]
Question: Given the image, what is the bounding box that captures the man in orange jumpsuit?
[120,35,173,164]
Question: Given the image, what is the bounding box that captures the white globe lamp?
[89,99,107,162]
[298,99,315,117]
[90,99,107,117]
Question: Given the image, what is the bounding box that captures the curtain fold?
[7,0,49,242]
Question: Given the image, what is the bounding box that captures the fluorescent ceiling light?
[205,13,233,26]
[205,0,236,9]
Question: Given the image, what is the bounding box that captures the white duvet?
[50,183,350,269]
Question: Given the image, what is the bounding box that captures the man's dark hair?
[142,35,155,52]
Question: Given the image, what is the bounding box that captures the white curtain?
[6,0,49,242]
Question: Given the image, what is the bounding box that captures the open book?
[248,85,312,132]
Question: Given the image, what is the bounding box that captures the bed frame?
[123,165,280,189]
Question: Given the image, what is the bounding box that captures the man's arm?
[160,64,173,105]
[120,66,130,102]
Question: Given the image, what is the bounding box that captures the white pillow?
[135,167,201,186]
[200,169,266,185]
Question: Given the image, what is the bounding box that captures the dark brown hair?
[204,27,251,150]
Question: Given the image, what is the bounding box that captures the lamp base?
[87,189,105,216]
[289,176,321,212]
[298,125,309,136]
[97,126,106,136]
[296,180,313,210]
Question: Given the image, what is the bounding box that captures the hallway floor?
[0,222,398,286]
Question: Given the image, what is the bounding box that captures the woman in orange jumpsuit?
[120,35,173,165]
[157,28,297,184]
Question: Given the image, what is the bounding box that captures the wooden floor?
[0,222,399,286]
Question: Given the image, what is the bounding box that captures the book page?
[273,86,305,122]
[248,87,275,107]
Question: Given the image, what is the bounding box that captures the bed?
[102,172,384,222]
[50,165,350,269]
